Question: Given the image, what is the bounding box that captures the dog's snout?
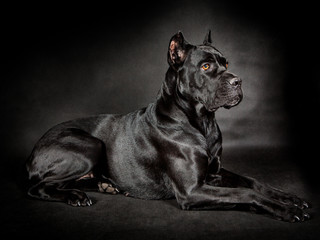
[228,77,242,87]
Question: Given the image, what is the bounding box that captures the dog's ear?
[203,30,212,45]
[168,31,190,70]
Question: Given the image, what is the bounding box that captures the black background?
[1,1,320,239]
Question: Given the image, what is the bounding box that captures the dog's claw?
[124,192,130,197]
[86,200,92,206]
[303,202,309,209]
[293,215,300,222]
[303,212,310,220]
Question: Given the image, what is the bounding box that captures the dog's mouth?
[202,94,243,112]
[223,95,243,109]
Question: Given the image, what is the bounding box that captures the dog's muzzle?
[223,77,243,109]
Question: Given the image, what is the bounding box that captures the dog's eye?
[201,64,210,71]
[226,63,228,69]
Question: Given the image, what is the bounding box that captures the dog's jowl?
[25,31,310,222]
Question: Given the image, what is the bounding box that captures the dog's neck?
[156,67,217,138]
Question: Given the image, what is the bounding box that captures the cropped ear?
[167,31,190,70]
[203,29,212,45]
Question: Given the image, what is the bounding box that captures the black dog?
[26,31,310,222]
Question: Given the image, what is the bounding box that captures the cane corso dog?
[26,31,310,222]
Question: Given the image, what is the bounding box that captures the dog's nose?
[228,78,242,87]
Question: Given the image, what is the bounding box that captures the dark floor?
[1,146,320,240]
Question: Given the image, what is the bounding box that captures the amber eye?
[226,63,228,69]
[202,64,210,70]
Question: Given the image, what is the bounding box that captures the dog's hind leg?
[26,127,109,206]
[28,181,93,206]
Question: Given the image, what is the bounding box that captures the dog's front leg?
[175,183,309,222]
[206,168,310,210]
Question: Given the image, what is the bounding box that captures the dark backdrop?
[1,1,320,239]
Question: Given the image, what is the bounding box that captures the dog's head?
[167,31,243,112]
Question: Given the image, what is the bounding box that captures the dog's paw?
[278,193,310,209]
[66,190,92,207]
[291,197,310,210]
[98,182,119,194]
[280,206,311,223]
